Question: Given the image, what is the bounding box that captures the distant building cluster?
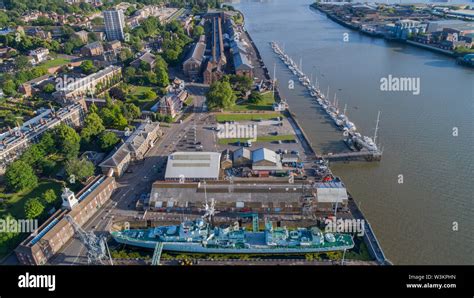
[412,20,474,51]
[182,12,254,84]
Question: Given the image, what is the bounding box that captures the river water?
[234,0,474,265]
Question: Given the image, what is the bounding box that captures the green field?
[37,58,72,69]
[126,85,158,110]
[218,134,295,145]
[216,112,282,122]
[227,92,276,112]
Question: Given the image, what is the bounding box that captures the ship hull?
[112,234,354,254]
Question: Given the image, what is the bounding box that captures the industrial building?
[148,180,348,214]
[203,15,227,84]
[0,103,86,174]
[15,175,117,265]
[251,148,282,171]
[164,152,221,181]
[183,35,206,78]
[230,39,253,78]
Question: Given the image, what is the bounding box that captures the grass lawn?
[227,92,276,112]
[37,58,72,69]
[129,85,154,97]
[215,112,282,122]
[126,85,157,110]
[218,134,295,145]
[0,180,64,219]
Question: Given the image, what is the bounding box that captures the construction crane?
[65,215,113,265]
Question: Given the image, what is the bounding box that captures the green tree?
[155,66,169,88]
[24,198,45,219]
[42,83,56,93]
[193,25,205,39]
[98,131,120,152]
[53,124,81,160]
[206,80,237,109]
[0,215,19,250]
[2,80,17,96]
[248,91,264,104]
[20,144,45,166]
[163,48,180,65]
[39,131,55,154]
[65,158,95,182]
[229,75,253,96]
[3,113,22,128]
[143,90,157,101]
[42,189,57,204]
[124,66,136,80]
[80,60,97,75]
[123,103,141,121]
[80,112,105,143]
[39,158,57,177]
[5,160,38,192]
[15,55,30,70]
[89,103,99,114]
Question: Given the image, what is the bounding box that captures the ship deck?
[113,229,354,250]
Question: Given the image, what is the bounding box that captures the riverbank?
[310,3,473,64]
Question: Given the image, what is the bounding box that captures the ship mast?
[373,111,381,144]
[343,104,347,116]
[272,62,276,101]
[326,86,330,99]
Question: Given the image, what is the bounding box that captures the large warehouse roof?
[165,152,221,180]
[316,186,348,203]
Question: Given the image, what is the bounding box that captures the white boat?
[345,121,357,131]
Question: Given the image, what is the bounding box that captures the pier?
[270,41,383,163]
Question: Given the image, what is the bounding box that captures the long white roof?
[165,152,221,180]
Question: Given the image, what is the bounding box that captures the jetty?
[270,41,383,162]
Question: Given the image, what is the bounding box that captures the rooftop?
[165,152,221,180]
